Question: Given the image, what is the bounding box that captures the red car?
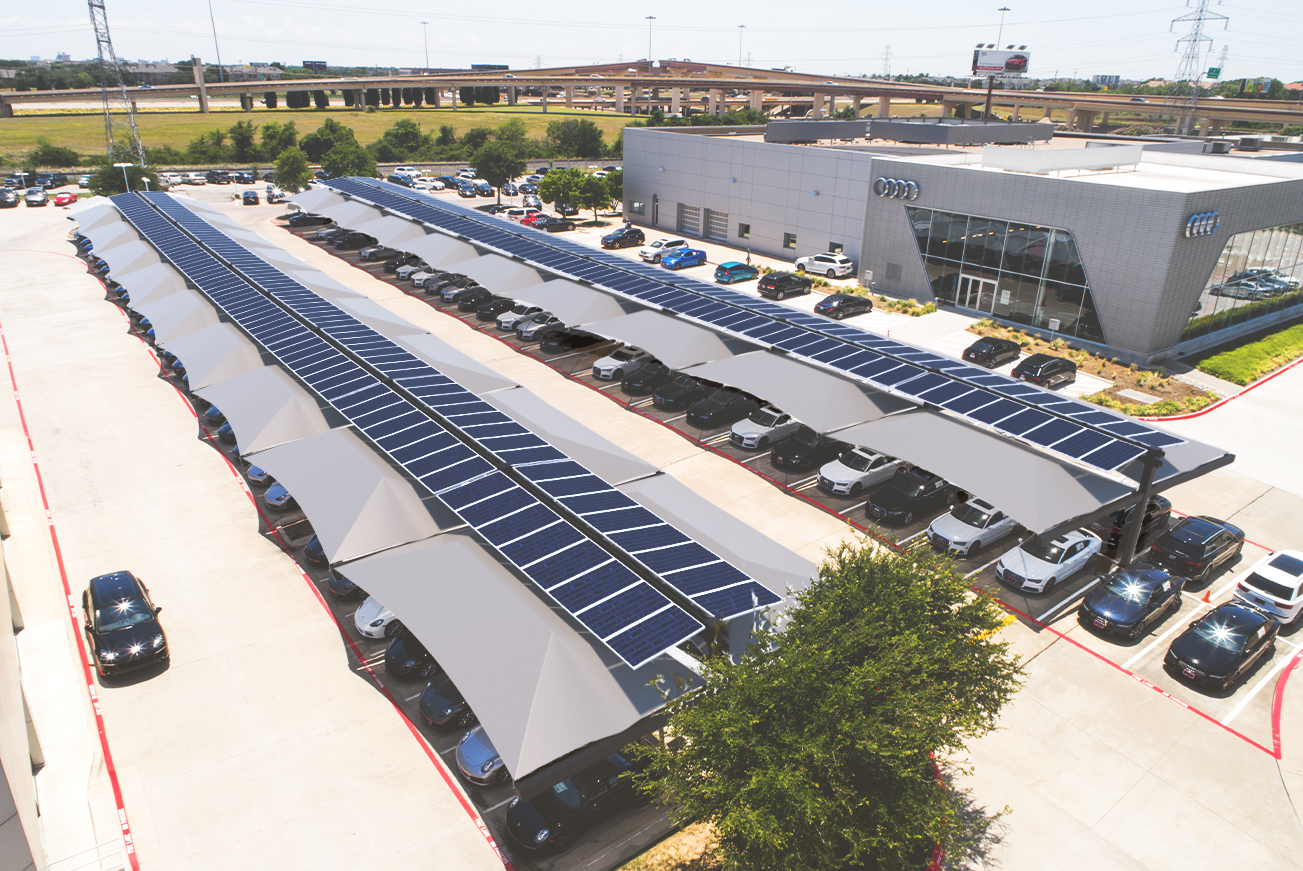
[520,212,553,227]
[53,191,78,206]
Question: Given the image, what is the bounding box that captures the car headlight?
[535,828,550,844]
[510,797,519,808]
[153,635,165,648]
[481,759,497,774]
[369,619,385,628]
[100,650,116,661]
[442,708,454,716]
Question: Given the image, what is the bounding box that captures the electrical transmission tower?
[1166,0,1228,136]
[89,0,147,165]
[882,45,892,80]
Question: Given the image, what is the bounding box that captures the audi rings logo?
[1184,212,1220,238]
[873,177,920,200]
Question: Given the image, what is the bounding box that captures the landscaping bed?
[1195,321,1303,386]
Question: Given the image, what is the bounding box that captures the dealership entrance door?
[958,275,998,311]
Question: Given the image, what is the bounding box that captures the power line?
[1166,0,1228,135]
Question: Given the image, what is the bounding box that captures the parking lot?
[286,197,1300,764]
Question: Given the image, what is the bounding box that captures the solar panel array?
[107,192,778,669]
[325,177,1183,474]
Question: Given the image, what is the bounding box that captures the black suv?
[81,571,168,677]
[686,388,760,430]
[623,361,676,395]
[757,271,813,300]
[652,374,713,410]
[476,297,515,321]
[962,337,1022,368]
[814,293,873,320]
[1088,495,1173,556]
[541,329,602,354]
[1011,353,1077,388]
[233,171,255,185]
[36,172,69,189]
[456,287,495,312]
[205,169,232,184]
[287,212,331,228]
[1146,515,1244,584]
[333,232,377,250]
[866,470,959,526]
[770,426,848,473]
[601,227,645,249]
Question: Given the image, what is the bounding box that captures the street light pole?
[985,7,1011,122]
[645,16,656,117]
[420,21,429,72]
[113,161,132,193]
[996,6,1011,47]
[738,24,745,68]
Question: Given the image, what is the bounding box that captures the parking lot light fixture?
[113,162,133,193]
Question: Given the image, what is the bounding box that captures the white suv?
[639,237,688,263]
[1233,550,1303,623]
[927,498,1019,557]
[817,447,908,497]
[592,347,651,380]
[729,406,801,450]
[796,253,855,278]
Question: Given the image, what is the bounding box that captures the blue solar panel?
[107,191,794,669]
[322,177,1182,475]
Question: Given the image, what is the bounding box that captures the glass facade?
[1180,223,1303,342]
[906,207,1106,344]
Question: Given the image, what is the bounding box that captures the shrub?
[1084,391,1216,417]
[1197,321,1303,386]
[24,138,80,168]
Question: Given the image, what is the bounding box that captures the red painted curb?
[1138,353,1303,422]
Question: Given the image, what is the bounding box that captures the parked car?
[359,245,397,261]
[1145,516,1245,584]
[1080,563,1184,640]
[639,237,688,263]
[303,535,328,567]
[53,191,78,206]
[622,361,677,396]
[1231,551,1303,624]
[865,469,960,527]
[995,529,1102,594]
[516,312,564,342]
[327,569,364,599]
[686,388,760,430]
[266,187,287,203]
[497,303,544,331]
[518,182,538,194]
[476,297,515,321]
[961,336,1022,368]
[757,271,812,300]
[500,182,519,197]
[246,464,273,486]
[384,628,440,679]
[263,482,298,511]
[713,261,760,284]
[78,174,91,189]
[520,211,552,227]
[287,213,331,228]
[457,287,495,312]
[24,187,48,207]
[419,677,477,729]
[216,422,235,443]
[334,232,376,250]
[313,226,347,242]
[505,743,650,853]
[457,184,477,198]
[456,726,510,785]
[601,227,645,249]
[814,293,872,319]
[730,406,801,449]
[81,571,168,676]
[395,260,430,279]
[1165,602,1279,691]
[486,203,512,215]
[770,426,848,474]
[0,189,18,208]
[592,347,651,381]
[927,498,1019,557]
[504,206,541,223]
[384,253,419,273]
[652,374,713,411]
[818,447,909,498]
[540,329,602,353]
[354,596,401,639]
[795,252,854,278]
[475,181,494,197]
[533,216,576,233]
[1011,353,1077,388]
[554,202,578,216]
[1088,495,1172,556]
[660,248,708,270]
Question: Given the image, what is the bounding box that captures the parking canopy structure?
[310,178,1235,540]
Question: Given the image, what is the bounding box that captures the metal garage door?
[676,204,701,236]
[704,209,729,241]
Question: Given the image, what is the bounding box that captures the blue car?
[660,248,707,270]
[264,483,298,511]
[714,261,759,284]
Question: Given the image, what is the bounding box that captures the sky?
[3,0,1301,85]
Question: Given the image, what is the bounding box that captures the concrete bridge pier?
[565,85,574,108]
[811,92,824,118]
[671,88,682,114]
[877,95,890,118]
[193,57,209,114]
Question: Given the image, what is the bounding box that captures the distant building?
[221,63,283,81]
[127,62,178,85]
[56,52,71,63]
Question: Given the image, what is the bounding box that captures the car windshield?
[650,240,665,249]
[791,427,819,447]
[669,376,696,388]
[533,778,585,819]
[641,363,669,378]
[889,477,926,499]
[1241,572,1299,601]
[952,502,993,529]
[839,451,874,472]
[510,304,533,314]
[95,597,153,633]
[612,350,636,361]
[1103,570,1161,602]
[1191,614,1251,652]
[750,409,782,427]
[1023,539,1067,563]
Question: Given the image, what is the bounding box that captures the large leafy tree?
[574,174,611,224]
[604,170,623,208]
[274,146,314,193]
[471,140,525,203]
[546,119,605,158]
[301,118,357,162]
[636,542,1022,871]
[537,167,585,212]
[88,164,161,196]
[321,139,377,179]
[228,119,261,162]
[261,120,298,160]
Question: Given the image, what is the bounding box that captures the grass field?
[0,105,639,164]
[1197,320,1303,386]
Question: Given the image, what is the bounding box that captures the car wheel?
[826,269,836,278]
[902,512,914,525]
[796,264,805,273]
[652,255,661,263]
[1045,576,1058,591]
[384,620,404,638]
[775,290,786,300]
[757,437,769,449]
[612,369,623,380]
[495,766,512,784]
[553,830,575,852]
[969,540,982,556]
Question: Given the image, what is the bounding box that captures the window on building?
[738,222,750,239]
[829,242,843,254]
[1180,222,1303,343]
[904,206,1106,345]
[630,201,645,215]
[783,232,797,250]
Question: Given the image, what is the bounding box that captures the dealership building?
[623,122,1303,363]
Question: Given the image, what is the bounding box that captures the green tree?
[546,119,605,158]
[274,146,314,193]
[495,118,529,146]
[87,163,161,197]
[228,119,261,162]
[260,120,298,160]
[23,138,80,168]
[436,125,458,147]
[575,174,611,223]
[471,140,526,203]
[370,119,430,162]
[461,127,494,153]
[321,139,377,179]
[184,129,230,163]
[301,118,357,162]
[604,169,623,207]
[537,167,585,211]
[636,542,1022,871]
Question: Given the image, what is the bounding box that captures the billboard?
[302,60,327,71]
[972,49,1030,76]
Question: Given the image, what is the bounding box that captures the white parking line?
[633,399,655,407]
[703,433,732,445]
[483,797,516,814]
[964,552,1006,581]
[898,529,929,545]
[843,500,868,515]
[439,746,457,757]
[741,451,772,464]
[406,690,424,701]
[1036,576,1103,624]
[664,413,688,423]
[1223,651,1294,726]
[791,475,820,489]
